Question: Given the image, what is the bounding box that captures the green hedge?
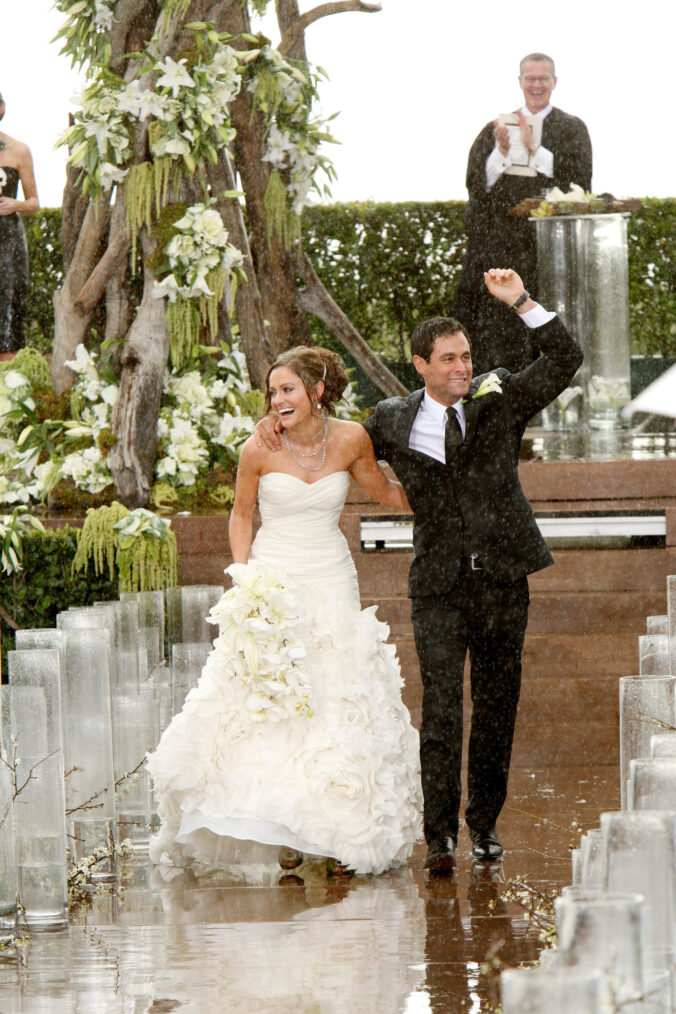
[23,209,64,355]
[25,199,676,363]
[627,199,676,357]
[0,526,118,679]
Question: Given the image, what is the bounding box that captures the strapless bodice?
[251,471,358,602]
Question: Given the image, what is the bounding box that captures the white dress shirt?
[408,303,555,464]
[409,394,465,464]
[485,104,554,192]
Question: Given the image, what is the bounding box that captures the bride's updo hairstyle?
[264,346,349,417]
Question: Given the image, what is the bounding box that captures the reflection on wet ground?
[0,765,618,1013]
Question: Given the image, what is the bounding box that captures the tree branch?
[74,225,130,315]
[278,1,381,56]
[296,252,409,398]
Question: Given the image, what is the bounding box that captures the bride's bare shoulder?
[330,418,364,441]
[238,434,273,473]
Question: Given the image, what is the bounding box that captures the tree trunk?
[206,155,273,388]
[226,3,314,359]
[109,238,169,508]
[275,0,308,61]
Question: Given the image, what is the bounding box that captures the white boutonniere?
[465,373,502,402]
[0,168,7,194]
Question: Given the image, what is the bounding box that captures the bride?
[148,346,422,876]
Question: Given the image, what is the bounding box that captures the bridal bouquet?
[207,562,314,723]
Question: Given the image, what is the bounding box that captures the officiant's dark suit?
[363,282,582,866]
[452,53,592,375]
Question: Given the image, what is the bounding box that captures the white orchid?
[207,562,313,722]
[469,373,503,400]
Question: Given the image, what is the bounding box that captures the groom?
[362,268,582,872]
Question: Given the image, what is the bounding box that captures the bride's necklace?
[283,418,324,446]
[282,416,328,471]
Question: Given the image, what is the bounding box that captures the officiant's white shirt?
[486,104,555,191]
[408,304,554,463]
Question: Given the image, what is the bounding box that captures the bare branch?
[65,787,107,817]
[278,1,381,56]
[0,601,19,630]
[296,252,409,398]
[114,756,147,791]
[74,227,130,315]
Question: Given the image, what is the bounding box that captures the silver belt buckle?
[469,553,484,571]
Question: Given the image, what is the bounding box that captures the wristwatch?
[510,289,530,311]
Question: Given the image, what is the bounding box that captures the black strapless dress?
[0,166,29,351]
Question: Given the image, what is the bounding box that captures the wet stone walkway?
[0,765,618,1014]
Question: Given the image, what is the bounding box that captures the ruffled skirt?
[147,563,422,876]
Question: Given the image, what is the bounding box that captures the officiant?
[451,53,592,374]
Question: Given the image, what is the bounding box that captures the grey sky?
[1,0,672,208]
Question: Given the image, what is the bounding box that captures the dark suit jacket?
[363,316,583,597]
[462,107,593,283]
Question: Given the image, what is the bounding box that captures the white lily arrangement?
[0,508,46,576]
[58,28,243,199]
[153,201,244,304]
[113,509,173,549]
[531,184,604,218]
[588,375,630,411]
[207,562,314,723]
[0,340,262,506]
[467,373,503,401]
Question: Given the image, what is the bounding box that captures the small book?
[498,113,541,176]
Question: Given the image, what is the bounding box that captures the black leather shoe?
[424,837,456,875]
[469,826,504,861]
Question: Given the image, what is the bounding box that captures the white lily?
[156,57,196,97]
[470,373,503,400]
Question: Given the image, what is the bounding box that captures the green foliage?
[303,201,468,363]
[22,210,63,354]
[24,201,676,361]
[627,198,676,356]
[72,502,179,593]
[0,525,118,677]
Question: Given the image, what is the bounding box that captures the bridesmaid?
[0,90,39,352]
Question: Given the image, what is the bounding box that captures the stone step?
[364,591,667,636]
[392,632,639,679]
[352,547,676,598]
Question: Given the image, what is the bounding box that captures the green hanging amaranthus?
[72,502,178,592]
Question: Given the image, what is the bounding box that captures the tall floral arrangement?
[0,345,260,508]
[56,10,337,369]
[50,0,391,508]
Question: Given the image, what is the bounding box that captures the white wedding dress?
[147,471,422,876]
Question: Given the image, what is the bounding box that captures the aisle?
[0,765,617,1013]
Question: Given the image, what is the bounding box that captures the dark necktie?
[445,407,463,461]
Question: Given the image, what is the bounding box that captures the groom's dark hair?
[410,317,471,363]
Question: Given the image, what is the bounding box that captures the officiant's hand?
[483,268,535,313]
[516,110,536,154]
[492,120,510,157]
[255,413,284,451]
